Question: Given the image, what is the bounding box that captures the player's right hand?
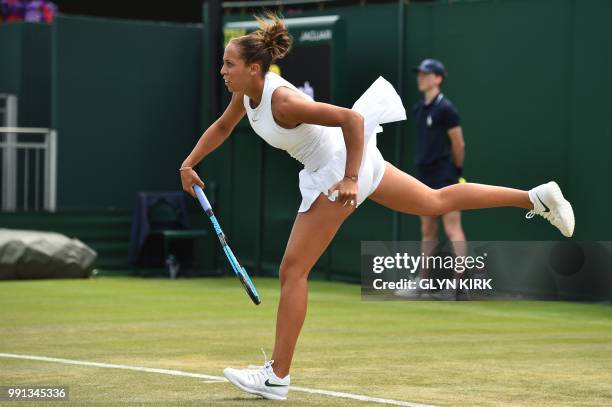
[180,168,205,198]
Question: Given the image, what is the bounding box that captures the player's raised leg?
[369,161,574,237]
[223,193,354,400]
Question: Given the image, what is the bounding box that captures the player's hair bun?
[253,12,292,61]
[231,12,293,75]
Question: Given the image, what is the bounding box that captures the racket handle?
[192,184,212,212]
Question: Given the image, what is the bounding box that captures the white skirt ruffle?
[297,76,407,212]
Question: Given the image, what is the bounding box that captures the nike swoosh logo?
[536,194,550,213]
[264,379,288,387]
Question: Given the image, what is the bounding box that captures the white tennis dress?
[244,71,407,212]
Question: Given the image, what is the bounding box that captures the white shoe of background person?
[224,359,290,400]
[526,181,575,237]
[394,277,423,298]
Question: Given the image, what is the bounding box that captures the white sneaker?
[394,277,422,298]
[526,181,575,237]
[224,360,290,400]
[394,288,421,298]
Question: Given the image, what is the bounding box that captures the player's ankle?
[272,366,289,380]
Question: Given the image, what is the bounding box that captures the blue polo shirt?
[413,93,460,166]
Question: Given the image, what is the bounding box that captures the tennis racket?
[192,184,261,305]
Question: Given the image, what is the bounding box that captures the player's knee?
[279,256,308,286]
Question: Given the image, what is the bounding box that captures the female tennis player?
[179,12,574,400]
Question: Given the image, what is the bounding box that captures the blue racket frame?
[192,184,261,305]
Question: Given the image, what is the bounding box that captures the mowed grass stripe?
[1,276,611,406]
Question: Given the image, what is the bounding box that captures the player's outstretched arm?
[180,92,246,197]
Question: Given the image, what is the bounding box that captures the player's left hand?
[328,177,358,208]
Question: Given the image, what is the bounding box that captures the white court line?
[0,353,436,407]
[0,353,226,381]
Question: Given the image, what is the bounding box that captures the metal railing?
[0,94,57,212]
[0,94,16,126]
[0,127,58,212]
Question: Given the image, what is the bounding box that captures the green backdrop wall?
[51,15,203,209]
[0,22,51,127]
